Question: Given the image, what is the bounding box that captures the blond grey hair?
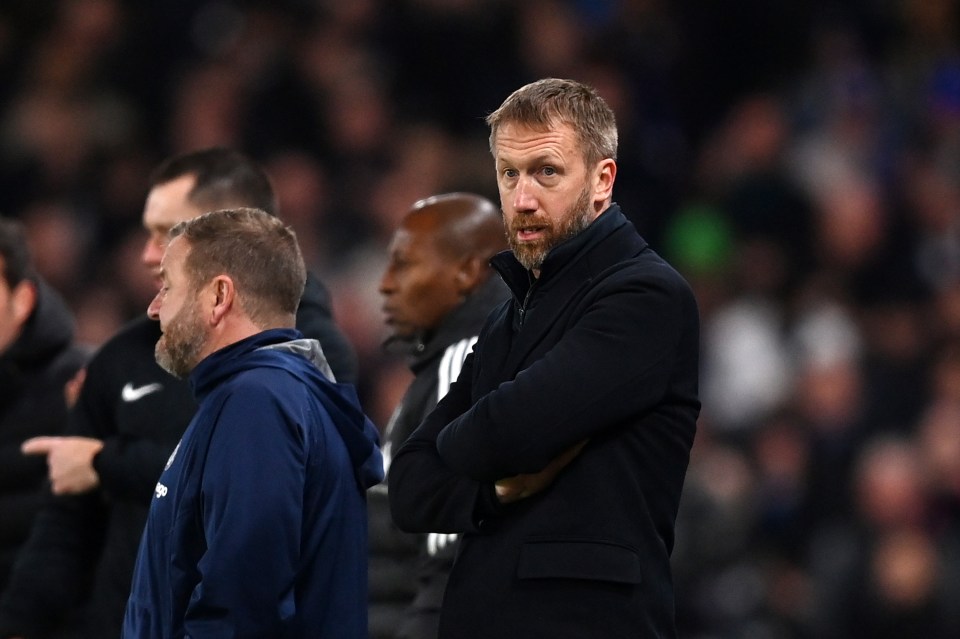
[170,208,305,327]
[486,78,618,168]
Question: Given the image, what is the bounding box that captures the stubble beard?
[508,186,594,272]
[155,302,207,379]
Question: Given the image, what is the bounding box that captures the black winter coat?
[0,280,87,594]
[369,275,507,639]
[390,205,700,638]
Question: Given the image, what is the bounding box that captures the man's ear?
[209,275,235,324]
[592,158,617,210]
[11,280,37,327]
[456,257,485,294]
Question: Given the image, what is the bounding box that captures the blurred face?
[379,222,464,341]
[0,258,32,354]
[493,121,605,273]
[147,237,207,378]
[142,174,206,289]
[0,267,18,353]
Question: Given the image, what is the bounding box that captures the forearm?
[437,286,683,479]
[388,407,500,533]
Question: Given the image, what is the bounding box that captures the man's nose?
[378,270,394,295]
[142,236,164,268]
[147,291,161,320]
[512,178,538,213]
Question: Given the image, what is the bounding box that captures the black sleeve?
[388,353,501,534]
[0,492,105,638]
[65,346,170,503]
[0,348,107,637]
[436,277,691,480]
[0,445,46,493]
[297,273,359,385]
[0,344,88,492]
[67,326,192,504]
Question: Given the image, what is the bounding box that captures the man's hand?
[495,439,588,504]
[21,436,105,495]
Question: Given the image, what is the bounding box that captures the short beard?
[155,302,206,379]
[509,186,594,272]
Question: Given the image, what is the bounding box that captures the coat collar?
[484,203,649,379]
[490,203,647,303]
[189,328,302,399]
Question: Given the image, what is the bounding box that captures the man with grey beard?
[0,148,357,639]
[123,208,382,638]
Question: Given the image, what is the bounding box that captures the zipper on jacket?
[517,281,536,329]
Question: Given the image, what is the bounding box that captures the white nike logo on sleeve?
[121,382,163,402]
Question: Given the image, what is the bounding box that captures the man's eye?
[542,167,557,176]
[503,169,518,179]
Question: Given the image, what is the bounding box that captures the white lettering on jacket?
[427,533,458,556]
[437,337,478,402]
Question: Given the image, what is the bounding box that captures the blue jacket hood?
[190,329,384,489]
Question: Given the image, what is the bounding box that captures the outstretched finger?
[21,436,58,455]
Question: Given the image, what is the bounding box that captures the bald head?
[380,193,506,341]
[404,192,506,262]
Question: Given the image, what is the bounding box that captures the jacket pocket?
[517,539,642,584]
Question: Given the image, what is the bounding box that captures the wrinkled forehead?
[493,112,572,140]
[493,121,584,165]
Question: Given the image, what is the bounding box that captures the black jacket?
[389,205,700,638]
[369,276,508,639]
[0,280,87,593]
[0,272,356,639]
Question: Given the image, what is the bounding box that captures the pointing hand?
[22,436,105,495]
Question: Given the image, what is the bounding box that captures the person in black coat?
[0,218,87,595]
[0,149,358,639]
[389,78,701,638]
[369,193,508,639]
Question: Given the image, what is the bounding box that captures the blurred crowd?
[1,0,959,637]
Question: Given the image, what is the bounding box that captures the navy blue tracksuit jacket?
[123,329,383,638]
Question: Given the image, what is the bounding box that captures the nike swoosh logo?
[121,382,163,402]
